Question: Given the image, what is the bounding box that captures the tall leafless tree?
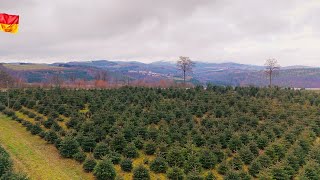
[177,56,195,85]
[265,58,280,87]
[0,64,16,88]
[50,71,64,87]
[69,74,76,83]
[100,71,108,81]
[94,71,108,81]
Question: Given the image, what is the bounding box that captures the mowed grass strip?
[3,64,65,71]
[0,114,94,180]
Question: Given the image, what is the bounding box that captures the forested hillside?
[3,61,320,88]
[0,86,320,179]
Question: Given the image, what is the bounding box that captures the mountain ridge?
[2,60,320,88]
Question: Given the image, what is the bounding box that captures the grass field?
[0,114,94,180]
[3,64,65,71]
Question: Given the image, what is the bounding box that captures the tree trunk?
[183,70,186,86]
[269,71,272,87]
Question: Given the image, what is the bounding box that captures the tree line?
[1,57,281,89]
[177,56,280,87]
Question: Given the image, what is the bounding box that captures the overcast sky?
[1,0,320,66]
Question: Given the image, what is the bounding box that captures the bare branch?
[264,58,280,87]
[177,56,195,85]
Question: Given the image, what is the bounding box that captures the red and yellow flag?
[0,13,19,34]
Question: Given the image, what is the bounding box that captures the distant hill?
[2,60,320,88]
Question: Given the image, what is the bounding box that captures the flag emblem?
[0,13,19,34]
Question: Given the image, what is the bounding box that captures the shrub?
[93,159,117,180]
[205,172,216,180]
[224,171,240,180]
[271,165,290,180]
[54,137,62,149]
[239,171,251,180]
[239,147,254,165]
[134,138,144,150]
[66,117,79,128]
[143,158,149,165]
[186,172,204,180]
[120,159,133,172]
[110,134,126,153]
[20,109,28,115]
[12,102,22,111]
[49,112,59,119]
[43,119,54,129]
[27,112,36,118]
[257,135,269,150]
[43,108,50,116]
[58,129,66,137]
[93,142,110,159]
[228,156,243,171]
[150,157,168,173]
[15,118,23,123]
[249,142,259,156]
[26,100,36,108]
[80,136,96,152]
[57,117,64,122]
[34,116,44,122]
[199,150,217,169]
[0,155,12,176]
[11,115,18,121]
[192,133,205,147]
[30,124,42,135]
[83,157,97,172]
[107,151,122,165]
[24,122,33,131]
[183,155,202,174]
[44,130,58,144]
[38,131,46,139]
[257,155,272,168]
[133,165,150,180]
[51,122,62,132]
[249,161,261,177]
[0,172,29,180]
[228,135,242,152]
[167,147,185,167]
[58,106,66,115]
[144,143,156,155]
[167,167,184,180]
[3,109,15,117]
[124,143,139,158]
[58,137,80,158]
[73,151,87,163]
[217,161,228,175]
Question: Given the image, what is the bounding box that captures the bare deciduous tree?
[0,64,16,88]
[94,71,108,81]
[69,74,76,83]
[50,71,64,87]
[265,58,280,87]
[177,56,195,85]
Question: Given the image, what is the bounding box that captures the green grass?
[0,114,93,180]
[3,64,65,71]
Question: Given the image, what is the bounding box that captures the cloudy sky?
[1,0,320,66]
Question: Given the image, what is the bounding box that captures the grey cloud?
[1,0,320,66]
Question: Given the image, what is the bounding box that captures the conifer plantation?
[0,144,28,179]
[1,86,320,179]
